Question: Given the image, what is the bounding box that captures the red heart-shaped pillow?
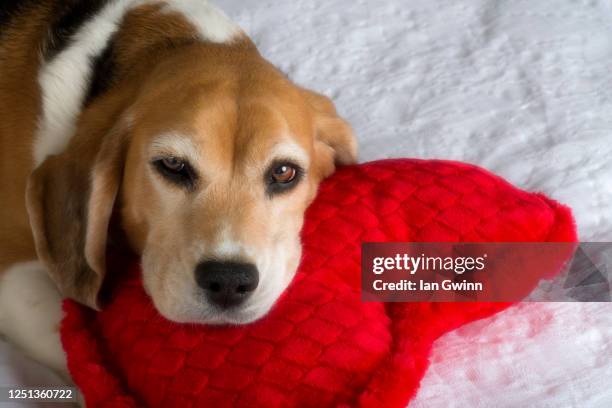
[61,159,576,408]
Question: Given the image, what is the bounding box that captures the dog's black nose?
[195,261,259,308]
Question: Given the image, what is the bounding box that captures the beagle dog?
[0,0,356,379]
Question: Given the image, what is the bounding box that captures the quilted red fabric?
[61,159,576,408]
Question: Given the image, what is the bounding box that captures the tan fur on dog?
[1,1,356,326]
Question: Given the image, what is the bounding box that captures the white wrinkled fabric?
[2,1,610,406]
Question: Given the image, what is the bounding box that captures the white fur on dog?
[161,0,241,43]
[35,0,144,166]
[0,262,66,376]
[34,0,240,167]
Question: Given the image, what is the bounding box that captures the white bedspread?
[1,0,611,406]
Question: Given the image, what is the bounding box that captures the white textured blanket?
[1,1,610,406]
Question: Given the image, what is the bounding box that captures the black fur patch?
[46,0,111,60]
[83,36,201,107]
[84,36,117,107]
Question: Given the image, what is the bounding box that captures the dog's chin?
[158,305,272,326]
[208,306,271,325]
[150,293,277,326]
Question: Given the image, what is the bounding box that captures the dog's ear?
[26,124,128,310]
[302,89,358,179]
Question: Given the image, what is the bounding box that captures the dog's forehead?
[143,103,311,174]
[133,60,314,170]
[234,101,311,158]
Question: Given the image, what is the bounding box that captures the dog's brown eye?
[153,156,197,190]
[272,164,297,184]
[161,157,184,173]
[266,161,302,196]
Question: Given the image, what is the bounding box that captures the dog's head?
[26,42,356,324]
